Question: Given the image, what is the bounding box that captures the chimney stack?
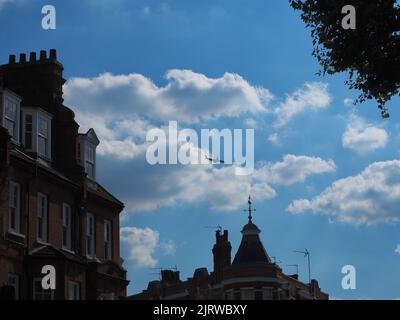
[49,49,57,60]
[19,53,26,63]
[8,55,16,64]
[212,230,231,283]
[29,52,37,62]
[40,50,47,61]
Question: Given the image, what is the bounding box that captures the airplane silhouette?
[205,155,225,164]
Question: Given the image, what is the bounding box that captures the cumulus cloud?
[120,227,159,268]
[258,154,336,186]
[288,160,400,225]
[63,70,334,214]
[395,244,400,255]
[342,115,388,155]
[64,70,270,125]
[344,98,355,107]
[274,82,332,127]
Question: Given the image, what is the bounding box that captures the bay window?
[1,90,21,142]
[22,108,52,159]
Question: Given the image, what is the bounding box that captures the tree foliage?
[290,0,400,118]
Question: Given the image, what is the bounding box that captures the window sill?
[36,239,50,246]
[61,247,75,255]
[7,230,26,239]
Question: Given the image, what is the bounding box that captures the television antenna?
[204,225,223,232]
[271,256,282,265]
[293,249,311,284]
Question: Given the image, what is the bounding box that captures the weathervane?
[243,195,256,223]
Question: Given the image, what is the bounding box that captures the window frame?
[1,91,21,142]
[8,274,19,300]
[37,113,51,159]
[21,108,52,159]
[68,281,80,300]
[33,278,54,301]
[104,220,112,260]
[85,142,96,180]
[37,193,48,243]
[86,213,95,258]
[9,181,21,234]
[62,203,72,251]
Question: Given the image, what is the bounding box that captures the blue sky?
[1,0,400,299]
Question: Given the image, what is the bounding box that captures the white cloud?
[64,70,270,125]
[288,160,400,225]
[268,133,279,145]
[161,240,177,256]
[395,244,400,255]
[274,82,332,127]
[258,154,336,186]
[99,152,335,214]
[342,115,388,154]
[243,118,259,128]
[120,227,159,268]
[344,98,355,107]
[64,70,335,214]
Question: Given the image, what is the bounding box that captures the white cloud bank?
[274,82,332,127]
[288,160,400,225]
[64,70,334,214]
[342,115,388,155]
[99,153,335,213]
[65,70,271,124]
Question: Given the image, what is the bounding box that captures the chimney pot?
[29,52,37,62]
[9,55,16,64]
[19,53,26,63]
[49,49,57,60]
[40,50,47,60]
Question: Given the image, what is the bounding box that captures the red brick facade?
[0,50,129,300]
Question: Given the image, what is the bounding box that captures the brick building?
[0,50,129,300]
[130,197,328,300]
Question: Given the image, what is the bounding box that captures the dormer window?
[22,108,52,159]
[1,89,21,142]
[85,143,96,179]
[38,114,50,157]
[77,129,99,180]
